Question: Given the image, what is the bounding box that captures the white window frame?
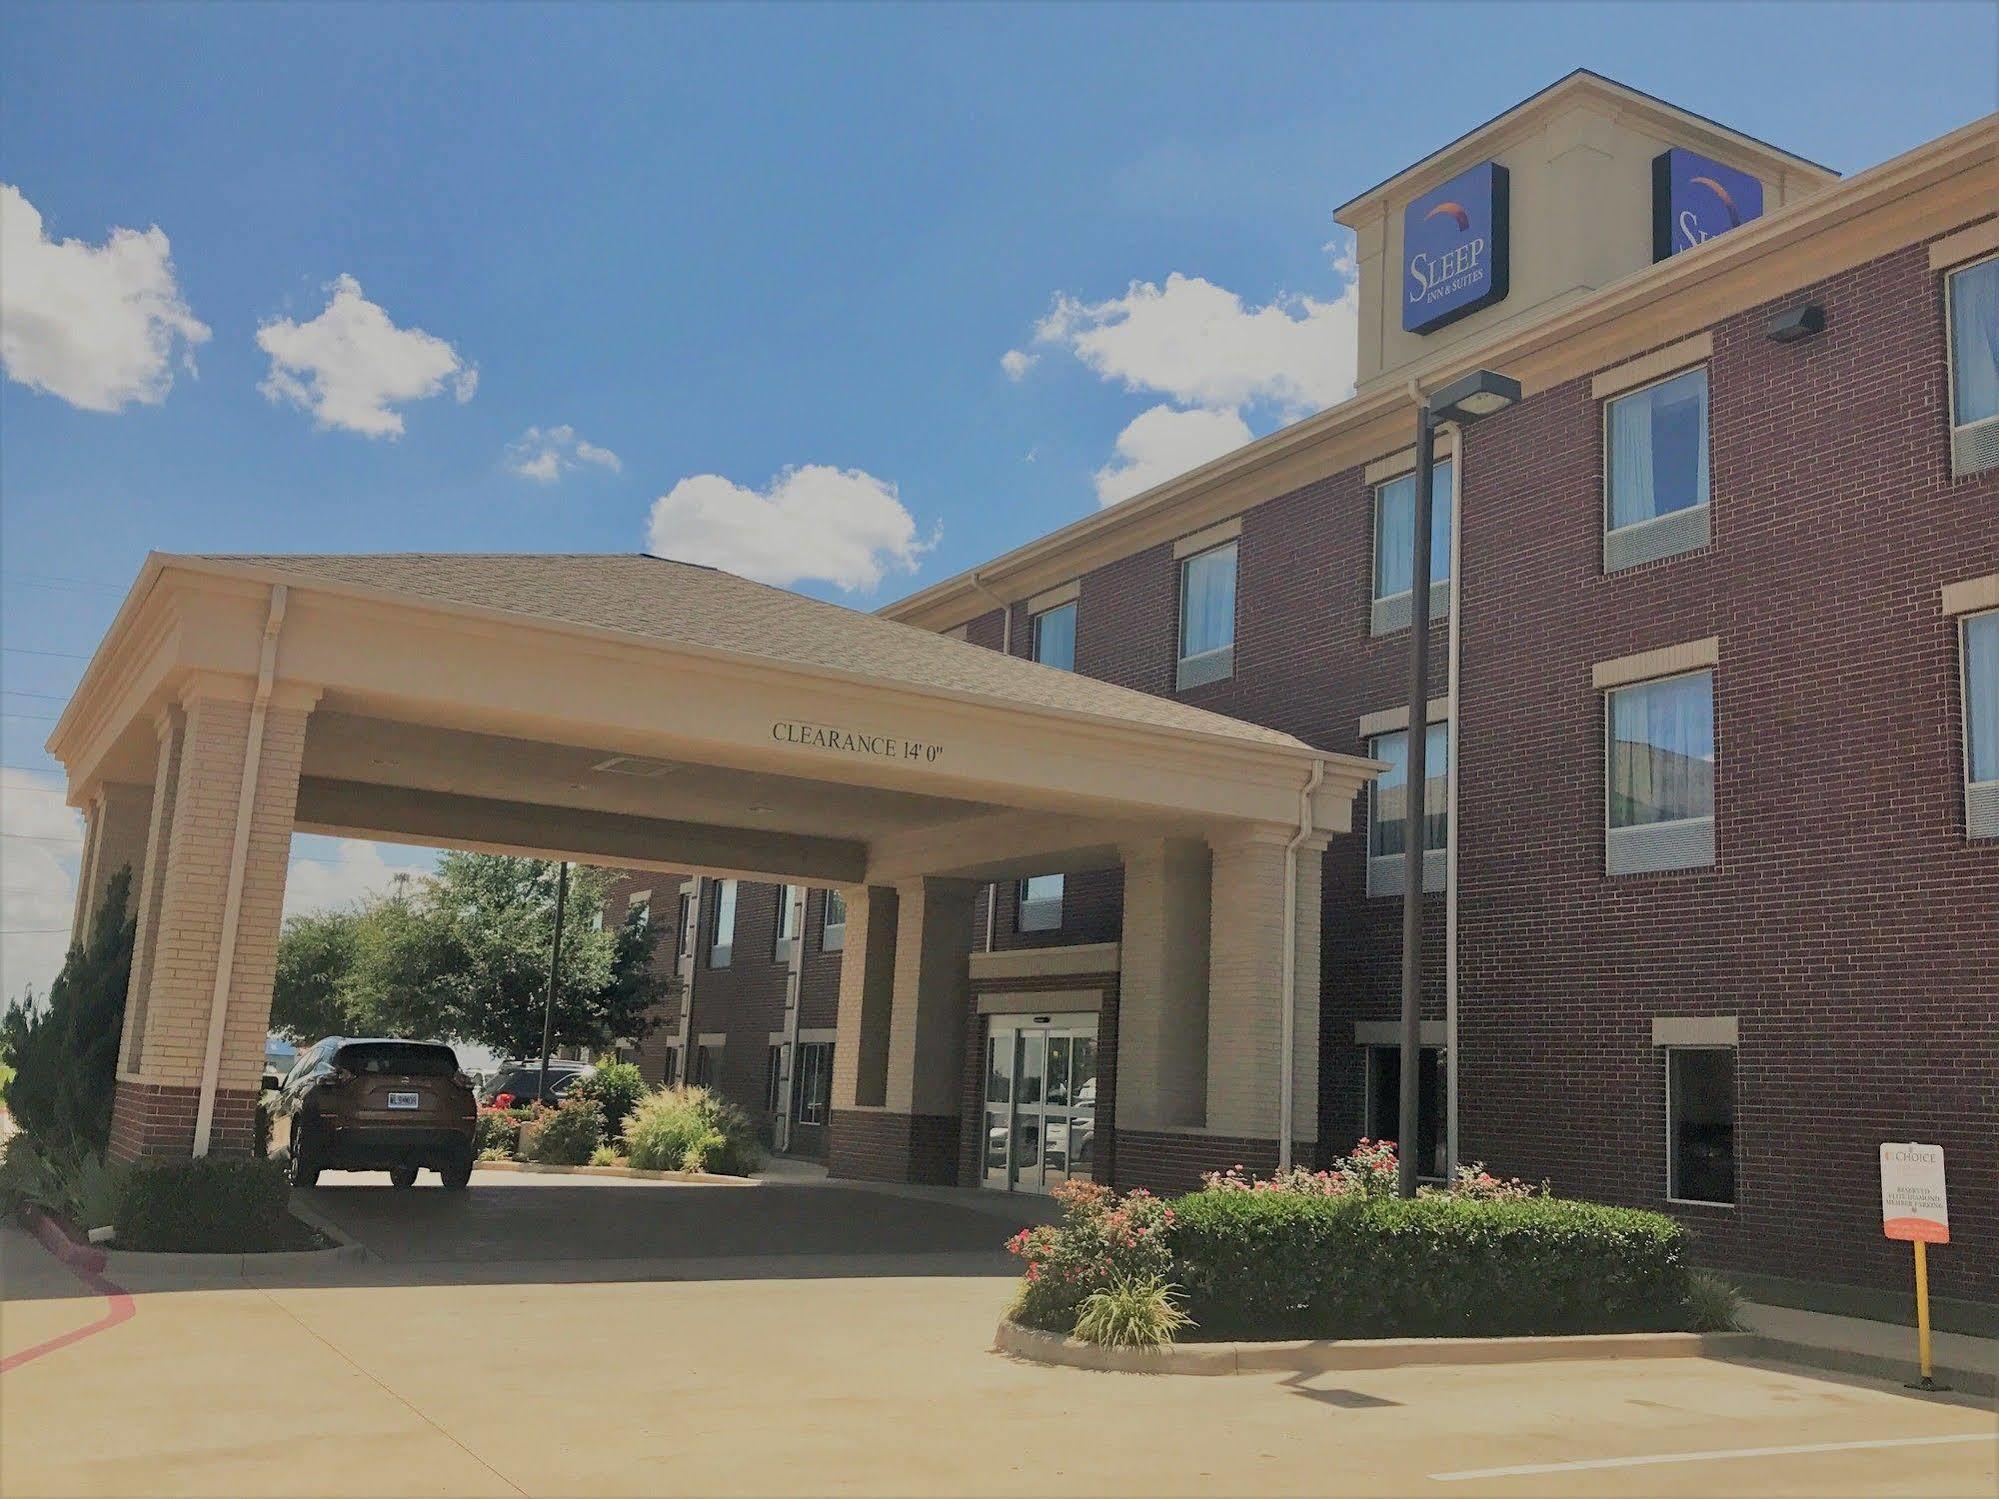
[774,883,802,960]
[794,1041,833,1126]
[1945,251,1999,478]
[1604,668,1716,876]
[1663,1045,1737,1209]
[1031,599,1077,671]
[1369,459,1454,637]
[1365,723,1449,897]
[1603,366,1711,572]
[1176,540,1237,689]
[1017,873,1064,933]
[1963,608,1999,839]
[709,879,737,967]
[820,888,847,952]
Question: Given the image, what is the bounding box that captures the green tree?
[269,908,366,1043]
[1,866,137,1154]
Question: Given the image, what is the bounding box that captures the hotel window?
[1364,1045,1446,1180]
[774,884,801,959]
[1366,723,1448,897]
[794,1042,833,1126]
[709,879,738,967]
[1018,873,1064,933]
[1371,459,1454,636]
[1606,670,1715,875]
[661,1046,681,1088]
[1605,367,1710,571]
[1032,600,1076,671]
[694,1042,723,1087]
[764,1044,785,1115]
[1176,540,1237,689]
[1947,254,1999,476]
[1665,1047,1736,1206]
[821,888,848,952]
[1964,609,1999,839]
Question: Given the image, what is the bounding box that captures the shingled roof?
[188,552,1311,753]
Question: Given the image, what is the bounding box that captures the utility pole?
[535,860,571,1105]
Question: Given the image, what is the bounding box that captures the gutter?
[1278,759,1324,1173]
[193,583,287,1156]
[1444,422,1464,1179]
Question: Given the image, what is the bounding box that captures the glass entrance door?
[982,1013,1096,1194]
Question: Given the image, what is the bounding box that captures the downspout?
[1278,759,1324,1173]
[969,569,1012,954]
[1444,421,1465,1177]
[193,584,287,1157]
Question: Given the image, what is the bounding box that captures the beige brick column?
[1204,829,1325,1145]
[1115,838,1211,1131]
[830,884,897,1110]
[108,682,316,1160]
[117,706,186,1078]
[72,781,153,939]
[883,877,976,1116]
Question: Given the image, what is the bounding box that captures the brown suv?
[273,1038,478,1189]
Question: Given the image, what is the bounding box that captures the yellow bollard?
[1913,1239,1933,1387]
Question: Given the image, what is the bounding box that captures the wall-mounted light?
[1766,304,1827,344]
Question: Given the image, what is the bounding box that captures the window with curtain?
[1966,610,1997,796]
[1367,724,1449,859]
[1949,255,1999,433]
[821,888,847,952]
[1178,542,1237,661]
[1032,601,1076,671]
[709,879,737,967]
[1372,459,1454,601]
[1608,672,1715,828]
[1607,368,1709,531]
[1018,873,1064,932]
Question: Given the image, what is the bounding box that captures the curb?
[19,1202,365,1276]
[993,1318,1756,1376]
[18,1205,107,1274]
[1722,1333,1997,1399]
[475,1160,760,1187]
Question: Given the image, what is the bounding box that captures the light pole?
[1397,368,1519,1199]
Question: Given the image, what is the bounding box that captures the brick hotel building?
[593,74,1998,1327]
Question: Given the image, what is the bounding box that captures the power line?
[1,646,91,661]
[1,570,127,595]
[0,927,70,935]
[1,689,71,702]
[1,711,60,723]
[0,832,82,844]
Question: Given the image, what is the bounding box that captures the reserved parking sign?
[1880,1142,1949,1244]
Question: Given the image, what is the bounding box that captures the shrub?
[574,1060,646,1138]
[0,868,136,1156]
[1169,1189,1693,1341]
[0,1137,123,1231]
[622,1086,762,1175]
[1004,1180,1177,1334]
[1072,1276,1195,1349]
[475,1105,532,1160]
[1202,1140,1538,1203]
[115,1157,292,1253]
[1684,1269,1743,1332]
[517,1094,604,1165]
[589,1144,619,1167]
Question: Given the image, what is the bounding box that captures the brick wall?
[827,1109,960,1184]
[108,1079,258,1162]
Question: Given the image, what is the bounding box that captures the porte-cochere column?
[108,681,317,1162]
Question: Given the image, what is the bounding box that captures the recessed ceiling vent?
[590,754,682,778]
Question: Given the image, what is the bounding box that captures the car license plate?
[388,1091,421,1109]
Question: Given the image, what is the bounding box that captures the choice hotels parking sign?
[1403,161,1509,334]
[1653,148,1765,260]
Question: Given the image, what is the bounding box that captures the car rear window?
[335,1042,460,1077]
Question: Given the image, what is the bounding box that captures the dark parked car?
[480,1061,592,1108]
[272,1038,478,1188]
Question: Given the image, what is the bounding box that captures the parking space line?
[1430,1431,1996,1482]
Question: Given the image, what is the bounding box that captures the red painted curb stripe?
[2,1210,135,1374]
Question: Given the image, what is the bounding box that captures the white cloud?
[256,274,476,437]
[646,464,935,592]
[1000,348,1037,381]
[0,770,84,1006]
[1094,404,1254,507]
[285,836,436,920]
[504,424,623,483]
[1035,271,1357,419]
[0,183,210,412]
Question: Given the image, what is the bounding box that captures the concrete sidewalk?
[1737,1300,1998,1398]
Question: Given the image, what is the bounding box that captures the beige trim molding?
[1652,1015,1738,1047]
[797,1027,837,1044]
[1354,1020,1445,1047]
[1929,217,1999,271]
[696,1031,727,1048]
[1591,332,1714,401]
[977,988,1104,1016]
[969,941,1121,984]
[1172,517,1242,559]
[1026,580,1080,615]
[1358,695,1453,739]
[1362,444,1450,486]
[1941,572,1999,617]
[1593,636,1719,691]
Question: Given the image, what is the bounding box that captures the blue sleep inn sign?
[1653,148,1765,260]
[1402,160,1510,334]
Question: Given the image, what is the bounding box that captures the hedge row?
[1168,1191,1694,1340]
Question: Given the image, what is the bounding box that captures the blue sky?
[3,1,1995,1000]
